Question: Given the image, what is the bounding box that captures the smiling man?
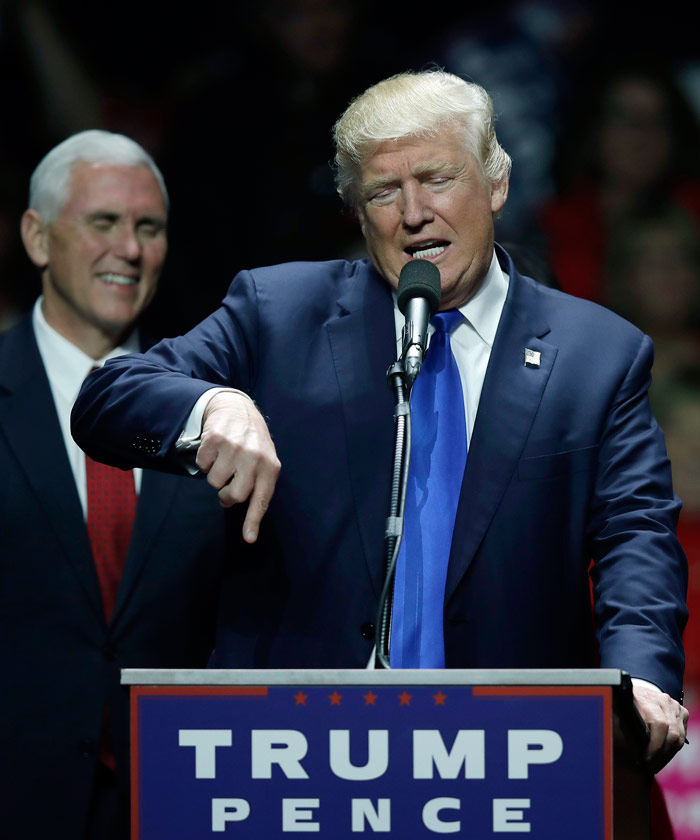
[72,72,689,779]
[1,131,226,839]
[21,156,166,358]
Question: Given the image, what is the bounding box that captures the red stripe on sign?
[133,685,269,696]
[130,688,140,840]
[602,688,612,840]
[472,686,609,696]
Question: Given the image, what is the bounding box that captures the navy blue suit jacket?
[72,247,688,699]
[0,317,226,839]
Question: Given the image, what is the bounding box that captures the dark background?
[1,0,698,335]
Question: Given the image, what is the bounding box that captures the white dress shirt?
[32,297,142,519]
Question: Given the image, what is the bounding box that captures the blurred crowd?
[1,0,699,834]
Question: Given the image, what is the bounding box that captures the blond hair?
[333,69,511,210]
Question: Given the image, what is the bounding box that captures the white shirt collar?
[456,249,509,348]
[32,296,140,403]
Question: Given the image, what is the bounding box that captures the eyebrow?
[413,160,462,178]
[136,215,167,229]
[361,176,398,196]
[86,211,119,220]
[85,210,166,228]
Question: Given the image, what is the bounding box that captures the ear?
[358,213,367,239]
[357,201,370,240]
[490,176,509,214]
[20,209,50,269]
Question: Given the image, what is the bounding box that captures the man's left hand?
[633,683,689,773]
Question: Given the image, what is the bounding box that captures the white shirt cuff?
[175,387,253,474]
[631,678,662,694]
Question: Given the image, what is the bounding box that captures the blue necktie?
[391,310,467,668]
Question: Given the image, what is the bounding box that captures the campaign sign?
[131,682,611,839]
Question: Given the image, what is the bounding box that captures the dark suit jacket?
[72,247,688,700]
[0,317,226,839]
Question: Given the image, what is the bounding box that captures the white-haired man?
[0,130,225,839]
[73,72,688,778]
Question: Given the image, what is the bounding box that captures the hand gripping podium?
[123,668,651,839]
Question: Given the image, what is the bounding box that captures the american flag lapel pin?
[524,348,541,367]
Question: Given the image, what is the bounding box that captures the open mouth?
[405,240,449,259]
[99,273,138,286]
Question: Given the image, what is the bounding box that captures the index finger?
[241,468,279,543]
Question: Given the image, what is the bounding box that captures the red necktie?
[86,454,137,622]
[84,367,138,771]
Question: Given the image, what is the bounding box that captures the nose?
[401,183,433,228]
[113,224,142,262]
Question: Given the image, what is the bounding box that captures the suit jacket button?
[78,739,95,757]
[131,434,161,454]
[361,622,376,640]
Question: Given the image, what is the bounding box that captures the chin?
[94,313,139,337]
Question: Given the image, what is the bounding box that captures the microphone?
[397,259,441,385]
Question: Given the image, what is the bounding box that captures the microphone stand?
[375,332,420,669]
[375,259,439,668]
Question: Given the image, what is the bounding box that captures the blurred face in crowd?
[630,228,700,332]
[357,123,508,310]
[610,216,700,336]
[263,0,354,73]
[598,76,673,191]
[22,161,167,357]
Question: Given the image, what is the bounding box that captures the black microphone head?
[397,259,441,316]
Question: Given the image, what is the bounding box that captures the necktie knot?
[431,310,463,334]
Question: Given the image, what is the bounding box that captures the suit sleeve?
[587,332,688,699]
[71,270,260,472]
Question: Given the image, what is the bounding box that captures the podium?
[123,668,651,839]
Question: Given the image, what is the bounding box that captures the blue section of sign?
[135,686,606,839]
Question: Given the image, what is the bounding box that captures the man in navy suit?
[0,131,226,839]
[72,72,688,773]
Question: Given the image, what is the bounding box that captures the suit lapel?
[0,319,103,618]
[109,332,177,624]
[110,468,180,623]
[445,258,558,600]
[326,262,397,596]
